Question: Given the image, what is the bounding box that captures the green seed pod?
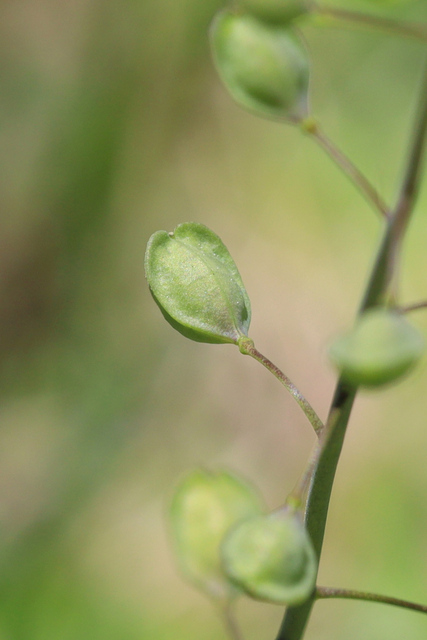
[329,308,425,388]
[210,10,310,121]
[221,510,317,605]
[239,0,310,26]
[170,469,264,600]
[144,222,251,345]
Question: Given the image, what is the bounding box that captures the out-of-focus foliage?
[329,309,425,387]
[169,468,263,599]
[210,9,310,120]
[1,1,427,639]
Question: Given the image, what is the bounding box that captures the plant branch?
[316,586,427,615]
[300,119,390,219]
[240,341,324,435]
[313,5,427,43]
[275,61,427,640]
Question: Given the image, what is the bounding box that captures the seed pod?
[221,510,317,605]
[210,10,310,121]
[239,0,310,26]
[170,469,264,600]
[144,222,251,345]
[329,308,425,388]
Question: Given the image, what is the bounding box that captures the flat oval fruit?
[221,510,317,605]
[329,308,425,387]
[210,10,310,120]
[145,222,251,345]
[170,469,264,600]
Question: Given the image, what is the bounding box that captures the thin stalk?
[399,300,427,314]
[313,5,427,43]
[287,440,322,509]
[221,602,245,640]
[275,61,427,640]
[301,119,390,219]
[316,586,427,615]
[241,341,324,435]
[287,411,340,508]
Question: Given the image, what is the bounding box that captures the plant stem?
[300,119,390,219]
[316,586,427,615]
[241,342,324,435]
[287,440,322,509]
[275,61,427,640]
[399,300,427,314]
[287,410,340,507]
[221,602,245,640]
[313,5,427,43]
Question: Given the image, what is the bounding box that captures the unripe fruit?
[144,222,251,345]
[329,308,425,388]
[239,0,310,26]
[170,469,264,600]
[210,10,310,121]
[221,510,317,605]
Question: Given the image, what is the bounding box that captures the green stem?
[300,119,390,219]
[287,441,322,509]
[275,61,427,640]
[240,341,324,435]
[221,602,245,640]
[316,586,427,615]
[287,411,340,508]
[313,5,427,43]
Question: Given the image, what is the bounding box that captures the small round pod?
[329,308,425,388]
[144,222,251,345]
[170,469,264,600]
[210,9,310,121]
[221,510,317,606]
[239,0,311,26]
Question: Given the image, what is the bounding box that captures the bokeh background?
[1,0,427,638]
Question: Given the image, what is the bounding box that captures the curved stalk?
[399,300,427,314]
[286,411,340,508]
[240,341,324,435]
[221,602,246,640]
[313,5,427,43]
[316,586,427,615]
[275,60,427,640]
[300,119,390,219]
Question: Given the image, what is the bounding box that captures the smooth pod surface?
[329,308,425,387]
[145,222,251,345]
[170,469,264,600]
[221,510,317,605]
[210,9,310,120]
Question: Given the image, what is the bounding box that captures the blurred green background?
[1,0,427,638]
